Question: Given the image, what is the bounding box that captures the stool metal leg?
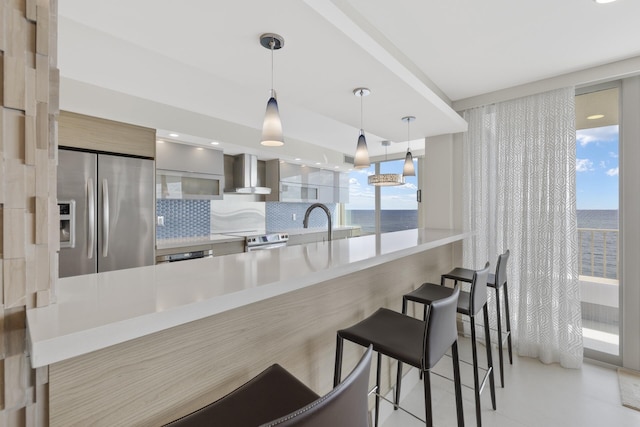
[333,335,343,387]
[396,297,410,407]
[423,369,433,427]
[469,315,482,427]
[483,306,497,410]
[503,282,513,364]
[451,341,465,427]
[494,285,505,388]
[375,353,382,427]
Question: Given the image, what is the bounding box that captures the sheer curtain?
[461,87,583,368]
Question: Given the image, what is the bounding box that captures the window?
[575,85,620,361]
[342,159,418,234]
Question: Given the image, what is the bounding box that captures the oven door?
[246,242,287,252]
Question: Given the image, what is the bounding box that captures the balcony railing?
[578,228,619,280]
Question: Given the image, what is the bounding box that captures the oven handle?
[246,243,288,251]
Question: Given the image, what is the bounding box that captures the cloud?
[606,167,619,177]
[599,160,606,169]
[402,182,418,190]
[609,151,618,158]
[349,177,360,186]
[576,158,594,172]
[576,125,619,147]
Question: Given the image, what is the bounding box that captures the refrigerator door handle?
[102,178,110,257]
[87,178,95,259]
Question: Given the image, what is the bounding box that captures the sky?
[576,124,619,210]
[345,125,619,212]
[345,159,419,210]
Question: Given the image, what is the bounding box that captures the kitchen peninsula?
[27,228,465,426]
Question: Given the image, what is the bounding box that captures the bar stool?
[334,286,464,427]
[402,263,495,427]
[164,345,372,427]
[441,250,512,387]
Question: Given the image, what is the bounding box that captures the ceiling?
[57,0,640,166]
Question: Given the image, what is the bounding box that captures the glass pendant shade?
[354,130,370,168]
[402,115,416,176]
[261,91,284,146]
[368,173,404,186]
[403,150,415,176]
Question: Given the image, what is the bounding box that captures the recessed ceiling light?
[594,0,617,3]
[210,141,219,145]
[156,140,164,144]
[196,147,204,150]
[334,166,339,169]
[295,158,301,161]
[169,133,179,137]
[315,162,321,165]
[587,114,605,120]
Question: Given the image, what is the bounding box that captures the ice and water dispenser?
[59,200,75,249]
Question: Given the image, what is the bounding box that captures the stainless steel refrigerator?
[57,149,155,278]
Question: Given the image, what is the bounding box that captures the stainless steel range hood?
[227,154,272,195]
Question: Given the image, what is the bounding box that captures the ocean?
[577,210,618,279]
[345,209,618,279]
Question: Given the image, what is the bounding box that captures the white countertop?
[27,228,466,368]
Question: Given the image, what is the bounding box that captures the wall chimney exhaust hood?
[227,154,272,195]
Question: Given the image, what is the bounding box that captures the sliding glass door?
[575,83,621,364]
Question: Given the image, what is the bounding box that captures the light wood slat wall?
[49,242,460,426]
[58,111,156,158]
[1,0,58,426]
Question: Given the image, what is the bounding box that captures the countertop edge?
[27,229,468,368]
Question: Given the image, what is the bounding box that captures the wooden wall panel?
[58,111,156,158]
[1,0,57,425]
[49,243,460,426]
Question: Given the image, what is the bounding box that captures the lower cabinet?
[156,240,245,264]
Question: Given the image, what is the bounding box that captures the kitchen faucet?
[303,203,332,242]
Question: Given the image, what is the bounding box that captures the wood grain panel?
[59,111,155,158]
[49,242,459,426]
[1,0,57,424]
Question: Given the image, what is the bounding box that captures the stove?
[222,231,289,252]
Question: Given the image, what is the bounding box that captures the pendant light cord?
[360,89,364,130]
[270,39,275,92]
[407,118,411,152]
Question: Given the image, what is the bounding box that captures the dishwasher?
[155,249,213,264]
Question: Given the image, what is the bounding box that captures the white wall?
[421,134,462,230]
[621,76,640,370]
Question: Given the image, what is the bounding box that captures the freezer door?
[97,154,155,272]
[58,150,98,277]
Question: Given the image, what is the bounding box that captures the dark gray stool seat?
[335,286,464,427]
[165,346,373,427]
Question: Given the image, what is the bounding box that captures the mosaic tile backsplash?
[266,202,337,231]
[156,199,211,239]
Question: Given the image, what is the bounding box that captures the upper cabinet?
[265,160,349,203]
[59,111,156,158]
[156,141,225,200]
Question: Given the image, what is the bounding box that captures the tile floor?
[380,335,640,427]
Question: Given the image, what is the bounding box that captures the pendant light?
[260,33,285,146]
[353,88,371,168]
[402,116,416,176]
[368,141,404,186]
